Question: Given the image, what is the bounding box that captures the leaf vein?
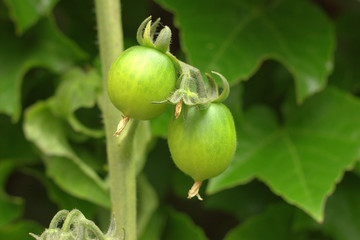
[281,130,314,206]
[205,7,261,71]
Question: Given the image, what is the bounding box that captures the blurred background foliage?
[1,0,360,239]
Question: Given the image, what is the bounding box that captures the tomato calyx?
[136,16,181,72]
[156,60,230,118]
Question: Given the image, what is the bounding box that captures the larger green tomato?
[107,46,177,120]
[168,103,236,182]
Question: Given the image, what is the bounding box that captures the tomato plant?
[1,0,360,240]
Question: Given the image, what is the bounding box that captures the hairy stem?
[94,1,137,239]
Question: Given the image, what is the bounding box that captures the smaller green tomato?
[168,103,236,183]
[107,46,177,120]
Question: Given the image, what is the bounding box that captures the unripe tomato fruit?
[168,103,236,181]
[107,46,177,120]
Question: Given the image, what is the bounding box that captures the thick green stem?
[94,1,137,239]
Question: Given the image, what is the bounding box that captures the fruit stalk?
[94,0,137,239]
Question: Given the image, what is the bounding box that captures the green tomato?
[107,46,177,120]
[168,103,236,182]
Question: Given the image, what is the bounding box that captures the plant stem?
[94,1,137,239]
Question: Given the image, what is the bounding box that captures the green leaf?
[0,220,43,240]
[0,115,40,226]
[21,167,97,218]
[0,115,37,162]
[224,204,297,240]
[155,0,335,103]
[0,161,23,225]
[162,208,208,240]
[138,210,166,240]
[51,0,100,57]
[353,163,360,178]
[3,0,59,34]
[49,68,101,117]
[24,102,73,157]
[24,101,110,208]
[0,19,87,121]
[293,174,360,240]
[48,67,104,138]
[323,179,360,240]
[204,181,280,220]
[208,88,360,222]
[45,156,110,208]
[67,114,104,139]
[137,175,159,236]
[329,8,360,93]
[242,60,293,108]
[223,84,242,124]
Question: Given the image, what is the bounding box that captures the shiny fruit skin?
[107,46,177,120]
[168,103,236,181]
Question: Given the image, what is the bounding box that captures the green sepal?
[49,209,69,229]
[150,18,161,39]
[183,92,201,105]
[179,72,191,91]
[166,52,182,73]
[205,73,219,100]
[168,91,183,104]
[136,16,151,45]
[191,69,207,99]
[143,20,154,48]
[154,26,171,52]
[211,71,230,102]
[136,16,174,55]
